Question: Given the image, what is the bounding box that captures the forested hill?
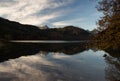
[0,17,90,40]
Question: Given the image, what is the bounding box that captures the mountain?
[0,17,90,40]
[0,17,42,40]
[90,29,99,35]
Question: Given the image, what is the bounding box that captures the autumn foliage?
[94,0,120,50]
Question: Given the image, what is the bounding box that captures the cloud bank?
[0,0,74,26]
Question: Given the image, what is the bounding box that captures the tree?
[97,0,120,31]
[94,0,120,50]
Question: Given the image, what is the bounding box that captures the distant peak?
[40,25,49,29]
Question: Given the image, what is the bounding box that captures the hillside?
[0,17,90,40]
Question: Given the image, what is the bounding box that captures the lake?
[0,42,120,81]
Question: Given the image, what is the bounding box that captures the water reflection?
[105,51,120,81]
[0,43,86,62]
[0,43,120,81]
[0,49,106,81]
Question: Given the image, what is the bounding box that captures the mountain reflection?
[0,42,87,62]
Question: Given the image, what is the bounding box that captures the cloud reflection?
[0,54,57,81]
[0,50,107,81]
[0,52,83,81]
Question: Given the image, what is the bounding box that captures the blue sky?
[0,0,102,30]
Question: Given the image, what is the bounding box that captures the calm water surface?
[0,43,119,81]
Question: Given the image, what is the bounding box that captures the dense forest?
[93,0,120,50]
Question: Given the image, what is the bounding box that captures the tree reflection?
[105,51,120,81]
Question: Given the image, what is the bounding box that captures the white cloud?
[52,18,85,27]
[0,0,74,25]
[18,12,61,25]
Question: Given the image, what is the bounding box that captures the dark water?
[0,42,120,81]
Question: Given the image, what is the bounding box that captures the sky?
[0,0,102,30]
